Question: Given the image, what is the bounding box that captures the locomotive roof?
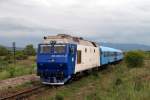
[43,34,99,47]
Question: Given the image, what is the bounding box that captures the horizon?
[0,38,150,48]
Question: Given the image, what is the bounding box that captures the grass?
[0,52,150,100]
[0,56,36,80]
[37,60,150,100]
[145,51,150,60]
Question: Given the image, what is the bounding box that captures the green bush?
[0,59,8,65]
[0,46,9,56]
[3,54,13,63]
[24,44,36,56]
[55,94,64,100]
[8,66,15,77]
[144,51,150,60]
[125,51,144,68]
[0,70,10,80]
[115,78,123,86]
[16,50,28,60]
[0,59,9,71]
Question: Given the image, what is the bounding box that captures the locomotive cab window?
[54,45,66,54]
[77,50,82,64]
[40,45,51,53]
[39,44,66,54]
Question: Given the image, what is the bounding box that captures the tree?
[24,44,36,56]
[0,46,9,56]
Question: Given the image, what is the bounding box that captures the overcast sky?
[0,0,150,47]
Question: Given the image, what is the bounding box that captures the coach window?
[104,52,106,57]
[77,50,82,64]
[103,52,105,57]
[107,52,109,56]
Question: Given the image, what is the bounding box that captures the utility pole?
[12,42,16,65]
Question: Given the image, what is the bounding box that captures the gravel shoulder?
[0,74,39,90]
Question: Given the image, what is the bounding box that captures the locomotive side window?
[85,48,87,53]
[77,50,82,64]
[40,45,51,53]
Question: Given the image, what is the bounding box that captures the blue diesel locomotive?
[37,34,123,85]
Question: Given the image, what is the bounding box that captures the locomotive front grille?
[40,71,64,78]
[41,71,65,83]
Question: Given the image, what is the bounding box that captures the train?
[37,34,123,85]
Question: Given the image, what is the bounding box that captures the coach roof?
[100,46,122,53]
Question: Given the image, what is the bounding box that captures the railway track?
[0,85,47,100]
[0,64,114,100]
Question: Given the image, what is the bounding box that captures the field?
[0,56,36,80]
[34,53,150,100]
[0,51,150,100]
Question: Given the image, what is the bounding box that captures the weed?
[55,94,64,100]
[115,78,122,86]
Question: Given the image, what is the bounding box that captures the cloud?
[0,0,150,46]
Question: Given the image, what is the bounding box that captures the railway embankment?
[0,74,39,90]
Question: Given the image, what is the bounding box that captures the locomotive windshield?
[54,45,65,54]
[39,44,66,54]
[40,45,52,53]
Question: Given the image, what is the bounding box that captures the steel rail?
[0,85,46,100]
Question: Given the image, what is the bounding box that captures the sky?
[0,0,150,47]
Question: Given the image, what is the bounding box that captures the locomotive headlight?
[48,59,55,62]
[51,59,55,62]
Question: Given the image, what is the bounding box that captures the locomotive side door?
[68,44,77,75]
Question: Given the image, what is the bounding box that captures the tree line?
[0,44,36,63]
